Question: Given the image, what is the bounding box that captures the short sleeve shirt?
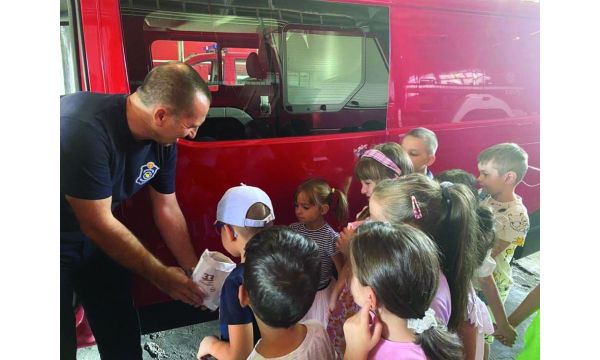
[289,223,340,289]
[480,194,529,293]
[247,321,335,360]
[60,92,177,232]
[219,264,261,344]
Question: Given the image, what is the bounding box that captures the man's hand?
[197,335,219,359]
[343,303,382,360]
[153,266,205,307]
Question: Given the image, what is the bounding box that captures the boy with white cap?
[197,184,275,360]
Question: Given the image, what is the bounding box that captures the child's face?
[360,180,377,198]
[477,161,508,196]
[368,197,387,222]
[294,191,324,227]
[401,135,434,174]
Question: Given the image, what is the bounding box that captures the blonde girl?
[369,174,480,333]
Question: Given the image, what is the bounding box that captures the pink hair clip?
[411,195,423,220]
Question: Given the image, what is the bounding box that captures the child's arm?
[458,321,479,360]
[491,239,512,258]
[480,275,516,346]
[329,262,349,311]
[343,303,382,360]
[508,284,540,328]
[332,252,344,280]
[197,324,254,360]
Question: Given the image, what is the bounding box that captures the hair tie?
[411,195,422,220]
[361,149,402,177]
[440,181,453,205]
[439,181,453,219]
[407,308,437,334]
[329,187,338,209]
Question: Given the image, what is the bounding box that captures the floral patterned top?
[480,194,529,297]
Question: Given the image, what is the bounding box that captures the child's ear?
[320,203,330,216]
[225,224,238,241]
[238,284,251,308]
[504,171,517,185]
[365,286,378,310]
[426,154,436,167]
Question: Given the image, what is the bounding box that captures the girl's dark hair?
[354,142,414,182]
[295,177,349,225]
[434,169,478,199]
[244,226,321,328]
[350,222,463,360]
[371,174,479,331]
[434,169,495,267]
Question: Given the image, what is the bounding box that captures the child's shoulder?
[322,223,339,237]
[222,264,244,290]
[299,321,335,358]
[289,222,303,231]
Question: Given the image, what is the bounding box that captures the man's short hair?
[405,127,438,155]
[137,62,212,116]
[477,143,529,183]
[243,227,320,328]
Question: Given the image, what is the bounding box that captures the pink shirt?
[368,339,426,360]
[430,271,451,325]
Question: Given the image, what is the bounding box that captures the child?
[197,184,275,360]
[240,226,336,359]
[401,127,438,177]
[435,169,517,359]
[343,221,463,360]
[477,143,530,353]
[353,142,414,219]
[327,142,413,356]
[290,177,348,328]
[369,174,479,333]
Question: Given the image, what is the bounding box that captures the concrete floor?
[77,252,540,360]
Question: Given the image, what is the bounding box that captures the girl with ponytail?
[343,221,463,360]
[290,177,348,327]
[369,173,479,332]
[328,142,414,357]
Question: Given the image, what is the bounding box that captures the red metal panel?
[80,0,129,93]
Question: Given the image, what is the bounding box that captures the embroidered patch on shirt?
[136,161,160,185]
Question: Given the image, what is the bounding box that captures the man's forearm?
[81,215,165,282]
[154,204,198,270]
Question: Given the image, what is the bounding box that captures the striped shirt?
[290,222,340,289]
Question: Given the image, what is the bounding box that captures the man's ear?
[238,284,251,308]
[153,107,168,127]
[426,154,436,167]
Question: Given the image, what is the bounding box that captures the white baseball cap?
[215,184,275,227]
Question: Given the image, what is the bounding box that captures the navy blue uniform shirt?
[60,92,177,233]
